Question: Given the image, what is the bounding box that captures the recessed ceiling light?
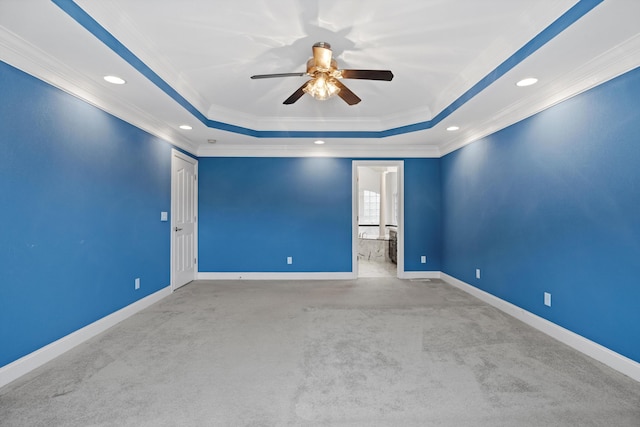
[516,77,538,87]
[314,140,325,145]
[446,126,460,132]
[103,75,126,85]
[179,125,192,130]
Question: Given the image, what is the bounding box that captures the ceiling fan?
[251,42,394,105]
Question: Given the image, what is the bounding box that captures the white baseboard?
[197,272,356,280]
[198,271,443,281]
[0,286,171,389]
[399,271,442,280]
[440,273,640,383]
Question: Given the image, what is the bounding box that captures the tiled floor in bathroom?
[358,259,397,277]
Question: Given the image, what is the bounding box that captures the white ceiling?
[1,0,639,157]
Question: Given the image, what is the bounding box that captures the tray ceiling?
[1,0,639,157]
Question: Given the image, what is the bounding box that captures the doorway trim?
[170,149,198,291]
[352,160,404,278]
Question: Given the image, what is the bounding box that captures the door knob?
[174,227,183,232]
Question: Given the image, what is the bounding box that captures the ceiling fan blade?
[312,42,333,70]
[283,81,310,104]
[333,80,361,105]
[251,72,306,79]
[340,69,394,81]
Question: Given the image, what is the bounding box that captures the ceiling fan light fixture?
[303,73,340,101]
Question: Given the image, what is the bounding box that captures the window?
[362,190,380,224]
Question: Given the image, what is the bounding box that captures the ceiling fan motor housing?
[311,42,335,71]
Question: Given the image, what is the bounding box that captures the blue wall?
[4,52,637,371]
[404,159,442,271]
[441,67,640,363]
[198,157,353,272]
[0,61,173,367]
[198,158,442,273]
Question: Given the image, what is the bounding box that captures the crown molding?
[0,25,198,155]
[440,33,640,157]
[197,142,441,158]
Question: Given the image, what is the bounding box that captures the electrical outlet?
[135,278,140,290]
[476,269,481,279]
[544,292,551,307]
[421,256,427,264]
[287,256,293,265]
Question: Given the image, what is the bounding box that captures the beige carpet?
[1,278,639,426]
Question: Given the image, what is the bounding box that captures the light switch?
[161,211,168,222]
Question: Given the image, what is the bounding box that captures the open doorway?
[353,161,404,278]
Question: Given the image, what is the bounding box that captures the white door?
[171,150,198,290]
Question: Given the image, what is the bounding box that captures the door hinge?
[194,257,197,264]
[194,175,197,181]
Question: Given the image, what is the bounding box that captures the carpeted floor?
[1,278,639,426]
